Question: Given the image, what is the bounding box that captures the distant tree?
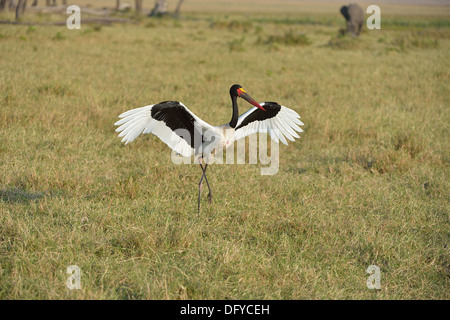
[31,0,67,6]
[15,0,27,19]
[149,0,167,16]
[0,0,16,11]
[149,0,185,18]
[8,0,16,11]
[2,0,67,14]
[116,0,120,11]
[173,0,184,17]
[135,0,143,14]
[0,0,7,12]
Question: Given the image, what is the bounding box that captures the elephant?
[340,3,364,36]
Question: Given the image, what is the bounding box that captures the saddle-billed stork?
[114,84,304,212]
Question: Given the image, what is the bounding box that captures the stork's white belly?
[200,125,235,159]
[221,126,236,149]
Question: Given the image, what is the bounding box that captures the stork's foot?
[207,193,212,204]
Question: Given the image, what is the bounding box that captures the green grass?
[0,4,449,300]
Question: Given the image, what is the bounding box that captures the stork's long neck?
[229,94,239,128]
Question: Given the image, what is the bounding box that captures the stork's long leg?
[198,163,212,213]
[198,170,205,213]
[200,163,212,204]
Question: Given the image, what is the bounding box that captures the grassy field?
[0,1,449,299]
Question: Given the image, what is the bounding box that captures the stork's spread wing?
[114,101,214,157]
[234,102,304,145]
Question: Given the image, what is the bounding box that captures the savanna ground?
[0,0,449,299]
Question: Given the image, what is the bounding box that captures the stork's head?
[230,84,266,111]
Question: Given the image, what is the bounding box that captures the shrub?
[258,30,311,46]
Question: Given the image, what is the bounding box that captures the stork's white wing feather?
[114,102,214,157]
[234,103,304,145]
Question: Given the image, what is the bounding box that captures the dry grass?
[0,2,449,299]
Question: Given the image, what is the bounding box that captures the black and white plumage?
[115,101,215,158]
[115,84,304,212]
[235,102,304,145]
